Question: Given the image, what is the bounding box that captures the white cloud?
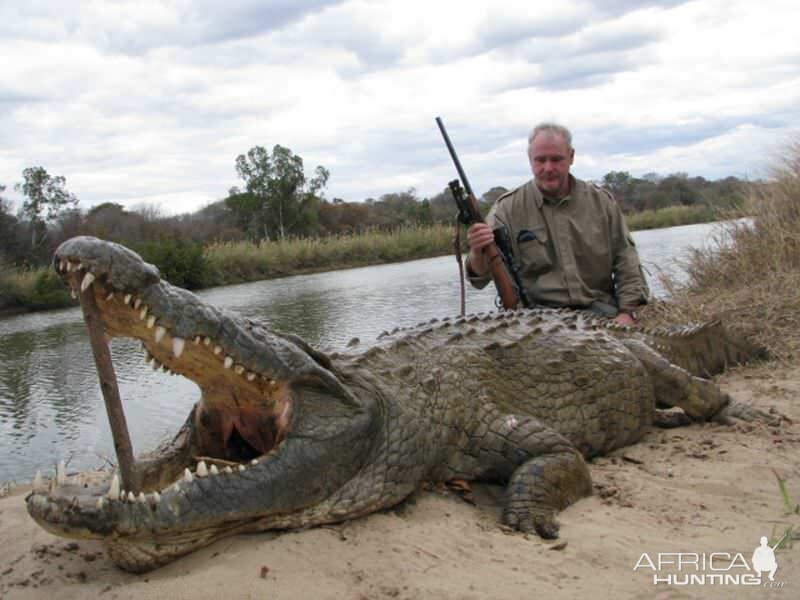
[1,0,798,214]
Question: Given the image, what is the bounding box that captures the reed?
[645,139,800,361]
[625,205,717,231]
[204,224,455,286]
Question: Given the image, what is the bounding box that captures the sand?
[1,364,798,599]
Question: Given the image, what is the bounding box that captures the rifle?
[435,116,529,310]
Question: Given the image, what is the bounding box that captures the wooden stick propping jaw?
[78,279,138,493]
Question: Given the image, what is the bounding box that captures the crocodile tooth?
[210,465,219,475]
[147,315,156,328]
[151,359,161,371]
[139,306,149,320]
[234,365,244,375]
[33,470,43,491]
[250,459,259,465]
[183,468,193,483]
[138,492,147,503]
[155,326,167,343]
[223,356,233,369]
[204,337,211,346]
[70,288,77,299]
[96,497,105,509]
[80,272,96,292]
[151,492,161,504]
[108,475,120,500]
[193,336,201,345]
[124,293,132,305]
[238,465,245,472]
[214,345,223,355]
[56,460,66,485]
[197,461,208,477]
[133,297,142,310]
[246,372,256,381]
[127,491,136,502]
[105,291,115,301]
[65,261,74,272]
[59,259,67,272]
[224,466,233,474]
[172,337,185,358]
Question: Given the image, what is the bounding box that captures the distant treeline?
[1,170,754,269]
[0,144,760,309]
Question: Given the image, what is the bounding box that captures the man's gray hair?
[528,123,573,150]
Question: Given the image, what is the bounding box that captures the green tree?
[224,190,263,239]
[481,186,509,205]
[14,167,78,248]
[602,171,633,197]
[0,186,18,258]
[233,145,329,240]
[660,172,700,206]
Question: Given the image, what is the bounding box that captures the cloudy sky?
[1,0,798,215]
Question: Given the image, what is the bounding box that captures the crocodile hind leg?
[622,338,764,423]
[470,411,592,538]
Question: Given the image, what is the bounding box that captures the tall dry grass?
[625,204,718,231]
[646,139,800,362]
[205,224,454,286]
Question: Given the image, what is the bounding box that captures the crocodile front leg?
[469,411,593,538]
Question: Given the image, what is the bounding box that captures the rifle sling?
[454,220,466,317]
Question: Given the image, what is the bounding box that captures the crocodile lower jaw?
[26,255,294,529]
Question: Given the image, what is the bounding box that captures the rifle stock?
[476,224,519,310]
[437,116,519,310]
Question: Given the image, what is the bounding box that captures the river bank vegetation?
[0,142,763,314]
[645,139,800,362]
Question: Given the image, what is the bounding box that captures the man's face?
[528,132,574,198]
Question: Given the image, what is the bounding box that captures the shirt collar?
[535,174,577,208]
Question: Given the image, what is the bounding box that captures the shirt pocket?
[517,225,553,277]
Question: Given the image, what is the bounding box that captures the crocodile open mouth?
[28,250,292,511]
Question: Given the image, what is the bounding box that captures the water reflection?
[0,222,721,484]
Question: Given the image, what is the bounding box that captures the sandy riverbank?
[1,364,798,599]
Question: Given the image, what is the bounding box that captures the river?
[0,221,723,485]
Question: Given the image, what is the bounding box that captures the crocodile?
[26,236,767,573]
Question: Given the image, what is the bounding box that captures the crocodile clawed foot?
[502,507,560,539]
[712,398,783,426]
[653,410,692,428]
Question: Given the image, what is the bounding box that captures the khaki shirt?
[468,176,649,309]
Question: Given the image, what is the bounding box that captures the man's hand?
[613,312,637,326]
[466,223,495,275]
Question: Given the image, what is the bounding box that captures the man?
[466,123,649,325]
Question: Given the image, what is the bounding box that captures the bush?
[134,239,209,289]
[2,267,73,311]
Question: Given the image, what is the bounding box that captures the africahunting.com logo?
[633,534,790,588]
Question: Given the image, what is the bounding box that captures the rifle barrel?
[435,117,475,198]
